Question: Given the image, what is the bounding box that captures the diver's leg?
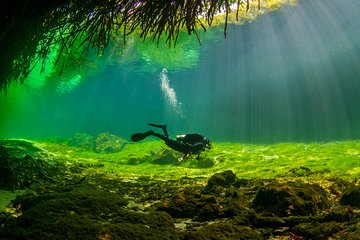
[162,125,169,138]
[147,123,169,138]
[131,131,154,142]
[148,131,168,141]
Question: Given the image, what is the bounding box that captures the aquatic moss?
[0,139,69,189]
[252,181,330,216]
[340,186,360,208]
[30,139,360,181]
[180,222,263,240]
[293,221,343,240]
[3,185,177,240]
[1,166,359,240]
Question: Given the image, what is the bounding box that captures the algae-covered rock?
[293,221,343,240]
[152,149,179,164]
[94,133,127,153]
[67,133,95,151]
[0,185,177,240]
[340,186,360,208]
[252,181,329,216]
[341,222,360,240]
[196,157,215,168]
[0,139,64,189]
[180,222,263,240]
[206,170,239,190]
[157,188,222,220]
[127,156,147,165]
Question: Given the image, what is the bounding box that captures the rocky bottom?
[1,170,360,240]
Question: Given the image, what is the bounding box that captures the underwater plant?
[0,0,296,92]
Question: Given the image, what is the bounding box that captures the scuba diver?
[131,124,211,160]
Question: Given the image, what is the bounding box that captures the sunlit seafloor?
[35,139,360,180]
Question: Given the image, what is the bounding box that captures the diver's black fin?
[131,131,153,142]
[147,123,166,129]
[147,123,168,138]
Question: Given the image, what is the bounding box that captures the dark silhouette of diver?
[131,124,211,160]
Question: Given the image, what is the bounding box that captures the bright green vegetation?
[2,138,360,239]
[37,139,360,182]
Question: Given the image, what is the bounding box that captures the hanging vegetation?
[0,0,294,92]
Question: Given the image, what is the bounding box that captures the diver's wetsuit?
[131,124,211,159]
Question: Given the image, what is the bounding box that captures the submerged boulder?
[94,133,128,153]
[340,186,360,208]
[67,133,95,151]
[196,157,216,168]
[180,221,263,240]
[157,187,222,220]
[205,170,241,192]
[152,149,179,165]
[252,181,330,217]
[67,132,128,153]
[293,221,343,240]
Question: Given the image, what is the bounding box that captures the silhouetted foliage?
[0,0,261,91]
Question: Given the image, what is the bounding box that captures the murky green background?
[1,0,360,143]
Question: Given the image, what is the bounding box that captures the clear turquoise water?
[1,0,360,143]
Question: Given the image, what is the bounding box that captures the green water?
[2,1,360,239]
[1,0,360,144]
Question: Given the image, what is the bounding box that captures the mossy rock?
[293,221,343,240]
[157,188,221,220]
[127,156,147,165]
[341,222,360,240]
[151,149,179,165]
[94,133,128,153]
[0,139,65,189]
[196,158,215,168]
[340,186,360,208]
[67,133,95,151]
[252,181,329,217]
[205,170,239,191]
[179,222,263,240]
[0,185,177,240]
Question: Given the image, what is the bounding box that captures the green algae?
[0,190,24,212]
[34,139,360,181]
[2,185,176,240]
[2,138,360,239]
